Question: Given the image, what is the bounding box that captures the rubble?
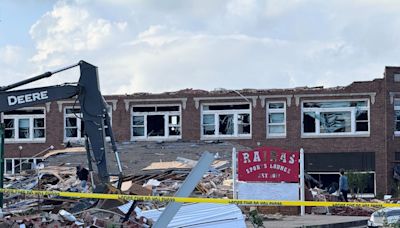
[0,155,236,227]
[0,153,385,227]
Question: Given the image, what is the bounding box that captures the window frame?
[394,98,400,136]
[200,102,252,139]
[63,105,112,143]
[4,108,46,143]
[308,171,376,197]
[131,104,182,141]
[4,157,44,174]
[301,99,370,137]
[266,101,287,138]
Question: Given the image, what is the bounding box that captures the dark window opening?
[147,115,165,137]
[219,114,234,135]
[157,106,179,111]
[395,152,400,161]
[309,173,375,194]
[169,127,180,136]
[303,113,316,133]
[5,109,44,115]
[204,104,250,111]
[132,106,156,112]
[238,114,250,134]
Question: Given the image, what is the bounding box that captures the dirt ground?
[45,140,251,176]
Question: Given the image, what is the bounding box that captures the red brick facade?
[5,67,400,195]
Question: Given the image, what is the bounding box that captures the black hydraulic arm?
[0,63,79,92]
[0,85,79,112]
[77,62,111,186]
[0,61,122,191]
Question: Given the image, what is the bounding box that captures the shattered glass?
[34,129,45,138]
[4,119,14,139]
[66,128,78,137]
[219,114,234,135]
[320,112,351,133]
[303,101,367,108]
[238,114,250,134]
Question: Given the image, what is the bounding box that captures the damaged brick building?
[4,66,400,196]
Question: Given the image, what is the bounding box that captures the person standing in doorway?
[76,164,89,192]
[339,169,349,202]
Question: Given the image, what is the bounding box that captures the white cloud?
[0,46,23,65]
[29,1,126,63]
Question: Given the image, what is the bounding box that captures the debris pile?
[307,186,382,216]
[0,156,236,227]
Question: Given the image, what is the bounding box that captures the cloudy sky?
[0,0,399,94]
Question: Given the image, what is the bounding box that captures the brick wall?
[4,68,400,195]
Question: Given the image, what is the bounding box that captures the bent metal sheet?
[238,147,299,182]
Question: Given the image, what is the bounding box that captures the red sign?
[237,147,299,182]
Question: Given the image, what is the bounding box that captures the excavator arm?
[0,61,122,191]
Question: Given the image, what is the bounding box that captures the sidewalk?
[246,215,369,228]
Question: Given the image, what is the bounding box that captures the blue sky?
[1,0,400,94]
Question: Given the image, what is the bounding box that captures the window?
[131,105,182,140]
[4,109,45,142]
[267,102,286,137]
[302,100,369,137]
[309,171,376,197]
[395,152,400,161]
[4,157,44,174]
[201,103,251,138]
[64,106,112,142]
[394,99,400,135]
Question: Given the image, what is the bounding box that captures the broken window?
[320,112,351,133]
[302,100,369,136]
[168,115,181,136]
[147,115,165,136]
[238,114,251,134]
[3,108,45,141]
[64,106,112,141]
[131,105,182,139]
[267,102,286,137]
[4,119,14,139]
[303,112,316,133]
[356,110,369,132]
[14,159,20,174]
[219,114,234,135]
[4,157,44,174]
[201,103,251,138]
[5,159,12,174]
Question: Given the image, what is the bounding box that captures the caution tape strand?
[0,188,397,208]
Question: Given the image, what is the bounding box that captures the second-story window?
[201,103,251,138]
[131,105,182,140]
[64,106,112,142]
[267,102,286,137]
[4,108,46,142]
[302,100,369,137]
[395,99,400,135]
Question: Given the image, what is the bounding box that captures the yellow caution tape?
[0,188,398,208]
